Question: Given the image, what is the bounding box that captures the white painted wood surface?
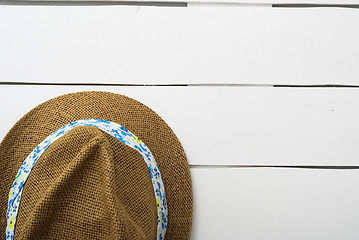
[191,168,359,240]
[1,3,359,239]
[1,85,359,166]
[1,6,359,85]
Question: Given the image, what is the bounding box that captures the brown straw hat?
[0,91,193,239]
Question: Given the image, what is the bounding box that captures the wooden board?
[0,6,359,85]
[2,85,359,166]
[191,167,359,239]
[2,3,359,240]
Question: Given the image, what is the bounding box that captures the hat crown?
[13,125,158,239]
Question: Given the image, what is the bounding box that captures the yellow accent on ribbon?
[133,135,142,144]
[9,218,15,229]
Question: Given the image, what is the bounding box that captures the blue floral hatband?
[6,119,168,240]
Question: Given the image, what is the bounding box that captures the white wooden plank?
[0,6,359,85]
[191,167,359,239]
[1,85,359,166]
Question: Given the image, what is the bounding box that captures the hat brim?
[0,91,193,239]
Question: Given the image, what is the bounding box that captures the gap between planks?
[2,82,359,88]
[0,1,358,8]
[190,165,359,169]
[273,4,359,8]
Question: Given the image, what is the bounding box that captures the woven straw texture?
[0,91,193,239]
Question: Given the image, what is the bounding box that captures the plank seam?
[273,84,359,88]
[1,1,358,8]
[2,82,359,88]
[0,82,188,87]
[0,0,188,6]
[273,3,359,8]
[190,165,359,169]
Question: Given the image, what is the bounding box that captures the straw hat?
[0,91,193,239]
